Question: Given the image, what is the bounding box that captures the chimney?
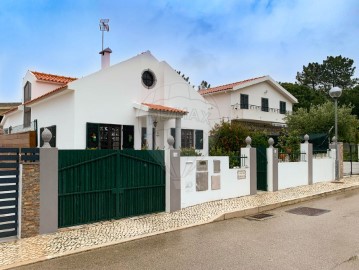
[99,47,112,69]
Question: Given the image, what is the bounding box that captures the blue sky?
[0,0,358,102]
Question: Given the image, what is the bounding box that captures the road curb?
[215,184,359,222]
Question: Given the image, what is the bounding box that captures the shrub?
[180,148,201,156]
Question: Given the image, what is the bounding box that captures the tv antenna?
[99,19,110,51]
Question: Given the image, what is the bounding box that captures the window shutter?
[280,101,286,114]
[240,94,249,109]
[195,130,204,149]
[122,125,134,149]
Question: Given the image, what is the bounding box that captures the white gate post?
[267,138,278,192]
[300,134,313,185]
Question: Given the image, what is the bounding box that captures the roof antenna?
[99,19,109,52]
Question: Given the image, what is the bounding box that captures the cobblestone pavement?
[1,176,359,269]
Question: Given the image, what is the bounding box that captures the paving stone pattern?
[1,177,359,269]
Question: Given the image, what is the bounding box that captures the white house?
[1,50,209,154]
[199,76,298,132]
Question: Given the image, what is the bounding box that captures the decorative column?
[300,134,313,185]
[241,136,257,195]
[175,118,181,149]
[267,138,278,192]
[146,115,153,150]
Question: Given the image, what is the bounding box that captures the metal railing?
[231,103,292,115]
[3,120,37,135]
[230,153,248,168]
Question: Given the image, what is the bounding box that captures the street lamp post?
[329,86,342,181]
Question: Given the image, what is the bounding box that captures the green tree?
[277,130,301,161]
[280,82,328,111]
[176,70,189,83]
[296,55,358,92]
[284,101,359,143]
[209,121,267,167]
[321,56,358,90]
[198,80,211,90]
[296,62,322,90]
[209,121,249,152]
[339,85,359,117]
[175,70,192,85]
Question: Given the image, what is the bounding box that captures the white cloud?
[0,0,358,100]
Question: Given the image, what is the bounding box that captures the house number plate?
[237,170,246,180]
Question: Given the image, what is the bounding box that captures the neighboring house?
[0,103,21,123]
[199,76,298,134]
[1,50,209,154]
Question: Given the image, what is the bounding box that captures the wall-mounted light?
[153,120,158,128]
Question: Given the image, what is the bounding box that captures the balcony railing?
[3,120,37,134]
[231,103,292,115]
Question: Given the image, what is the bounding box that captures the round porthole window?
[141,70,156,89]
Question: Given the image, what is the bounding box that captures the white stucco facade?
[200,76,298,130]
[1,51,210,153]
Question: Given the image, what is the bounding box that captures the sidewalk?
[1,176,359,270]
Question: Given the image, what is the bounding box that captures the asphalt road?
[14,189,359,270]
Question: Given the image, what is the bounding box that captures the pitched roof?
[24,85,69,106]
[31,71,77,84]
[0,103,21,115]
[2,106,18,115]
[198,76,266,95]
[142,103,188,114]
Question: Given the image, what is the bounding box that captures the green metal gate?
[58,150,165,228]
[256,146,267,191]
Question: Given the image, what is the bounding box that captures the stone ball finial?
[245,136,252,148]
[332,136,337,143]
[41,128,52,148]
[268,137,274,148]
[167,135,174,149]
[304,134,309,143]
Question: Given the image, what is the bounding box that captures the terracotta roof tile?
[198,76,266,95]
[24,85,68,106]
[31,71,77,84]
[142,103,188,114]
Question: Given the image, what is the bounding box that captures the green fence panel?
[256,146,267,191]
[58,150,165,228]
[118,150,165,218]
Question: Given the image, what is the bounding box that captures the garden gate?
[58,150,165,227]
[256,146,267,191]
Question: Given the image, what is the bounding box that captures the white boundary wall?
[313,158,335,183]
[278,162,308,190]
[344,162,359,175]
[180,156,250,208]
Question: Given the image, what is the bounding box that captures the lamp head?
[329,86,342,98]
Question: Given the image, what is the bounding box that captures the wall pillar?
[175,118,181,149]
[241,137,256,195]
[39,148,58,234]
[165,135,181,212]
[339,142,343,179]
[300,134,313,185]
[329,143,337,180]
[266,138,278,192]
[146,115,153,150]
